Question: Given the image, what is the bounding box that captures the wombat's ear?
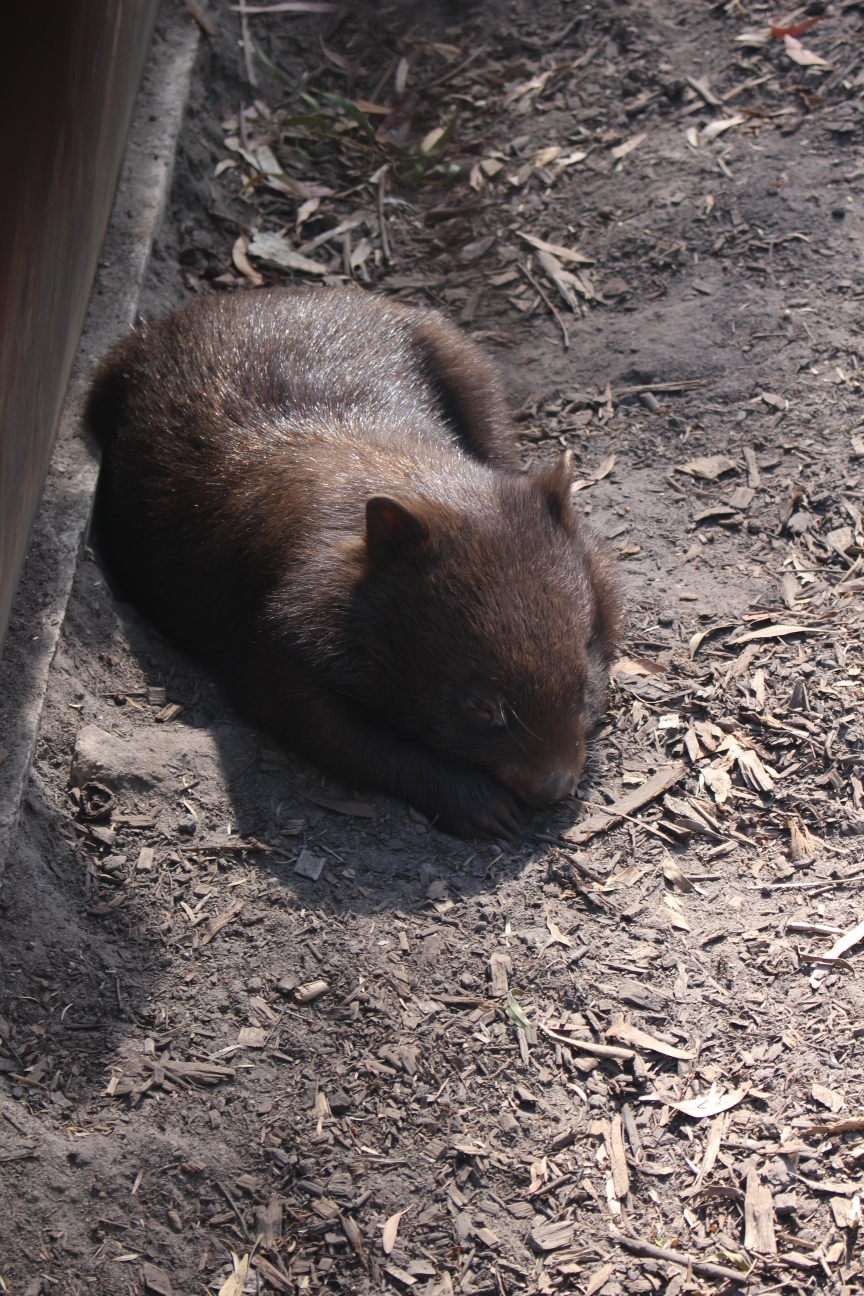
[365,496,429,561]
[535,450,574,527]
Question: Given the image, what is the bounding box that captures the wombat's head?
[343,452,622,809]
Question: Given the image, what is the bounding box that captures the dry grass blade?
[605,1017,694,1061]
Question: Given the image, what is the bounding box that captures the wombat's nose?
[525,770,577,806]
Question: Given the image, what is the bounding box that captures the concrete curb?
[0,5,200,879]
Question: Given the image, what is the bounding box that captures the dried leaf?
[589,452,616,483]
[700,115,744,143]
[505,990,532,1029]
[341,1213,366,1262]
[320,40,367,76]
[233,239,264,287]
[664,1082,750,1119]
[604,862,649,889]
[662,851,695,893]
[536,250,586,309]
[727,623,812,645]
[675,455,739,480]
[247,232,328,275]
[662,896,691,931]
[545,918,572,948]
[382,1208,409,1255]
[610,132,646,161]
[528,1156,548,1194]
[683,1113,727,1197]
[218,1255,249,1296]
[142,1266,173,1296]
[823,919,864,961]
[784,34,830,67]
[606,1018,694,1060]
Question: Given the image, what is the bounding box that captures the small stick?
[239,0,258,86]
[576,800,679,846]
[184,0,216,35]
[750,870,864,893]
[378,167,391,263]
[369,56,397,107]
[216,1180,251,1241]
[615,1235,755,1285]
[520,264,569,350]
[423,44,489,92]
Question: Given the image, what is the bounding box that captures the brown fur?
[87,288,622,837]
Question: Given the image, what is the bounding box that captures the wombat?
[87,288,621,837]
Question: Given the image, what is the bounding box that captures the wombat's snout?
[524,769,578,806]
[499,765,579,807]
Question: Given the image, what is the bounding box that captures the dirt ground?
[3,0,864,1293]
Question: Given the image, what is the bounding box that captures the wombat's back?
[87,288,520,469]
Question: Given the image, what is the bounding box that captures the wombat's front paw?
[433,770,521,839]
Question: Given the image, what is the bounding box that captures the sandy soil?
[2,2,864,1294]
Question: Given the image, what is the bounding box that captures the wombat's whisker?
[505,702,545,745]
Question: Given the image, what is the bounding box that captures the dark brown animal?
[87,288,621,837]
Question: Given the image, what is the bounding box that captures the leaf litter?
[4,0,864,1293]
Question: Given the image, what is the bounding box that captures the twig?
[613,379,710,399]
[574,800,680,846]
[2,1108,29,1135]
[750,870,864,893]
[378,167,391,263]
[520,265,569,350]
[239,0,258,86]
[539,1024,633,1061]
[184,0,215,35]
[686,75,721,108]
[369,56,397,106]
[615,1235,755,1285]
[423,44,489,92]
[217,1180,251,1241]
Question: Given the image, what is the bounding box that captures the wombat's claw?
[439,772,521,840]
